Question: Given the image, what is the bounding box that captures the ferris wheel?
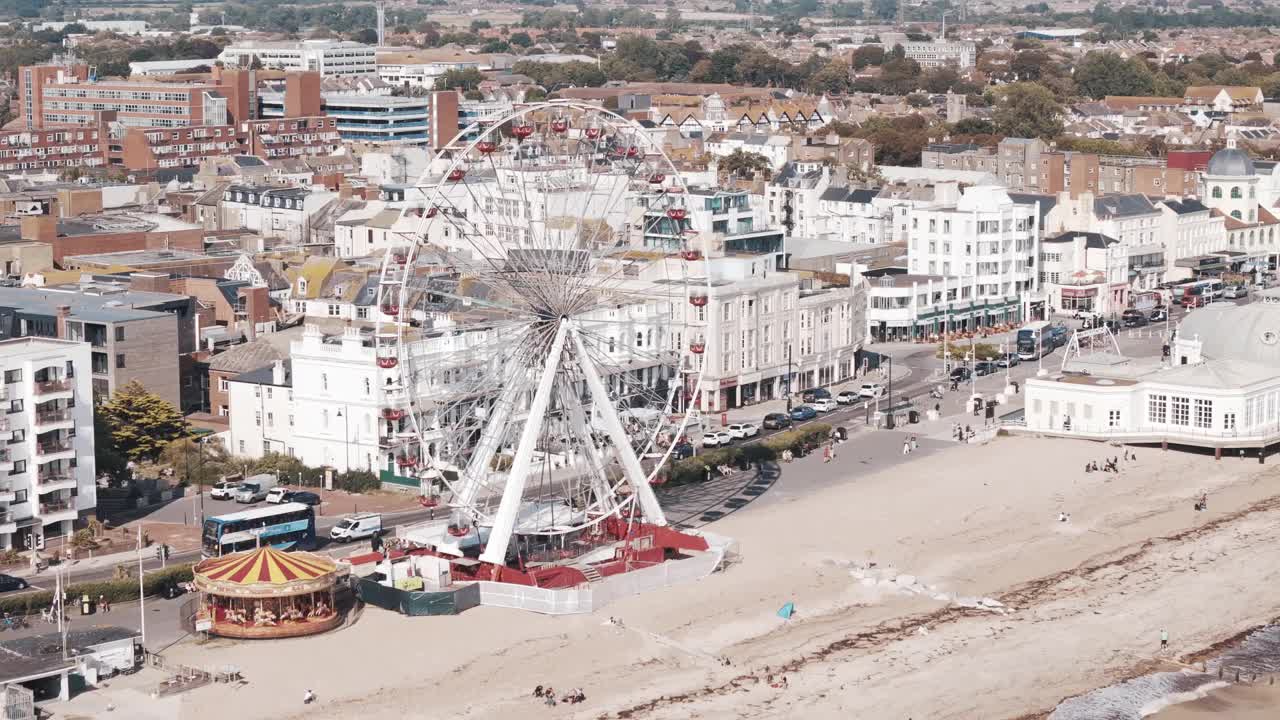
[373,101,712,567]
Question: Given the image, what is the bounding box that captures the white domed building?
[1022,300,1280,457]
[1199,138,1280,275]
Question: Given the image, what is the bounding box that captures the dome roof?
[1178,302,1280,366]
[1206,147,1255,177]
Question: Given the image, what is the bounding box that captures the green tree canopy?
[991,82,1063,140]
[718,149,773,180]
[1074,51,1155,99]
[435,67,485,92]
[99,381,189,462]
[159,437,233,489]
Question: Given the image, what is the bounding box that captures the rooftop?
[0,284,187,323]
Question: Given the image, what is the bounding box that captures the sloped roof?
[1094,194,1156,219]
[208,337,289,374]
[285,257,341,300]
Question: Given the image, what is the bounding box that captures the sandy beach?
[67,435,1280,720]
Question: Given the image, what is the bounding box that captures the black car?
[285,491,322,506]
[974,361,998,376]
[949,366,972,382]
[0,574,28,592]
[762,412,792,429]
[1122,312,1148,328]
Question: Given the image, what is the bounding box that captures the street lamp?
[785,344,794,413]
[884,355,895,430]
[335,406,352,472]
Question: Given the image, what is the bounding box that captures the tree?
[718,149,772,180]
[1010,50,1051,81]
[922,67,960,93]
[991,82,1063,140]
[435,67,485,92]
[99,381,189,462]
[877,57,921,95]
[509,31,533,48]
[851,45,885,70]
[1074,51,1155,99]
[159,437,232,491]
[808,59,852,94]
[871,0,898,19]
[351,28,378,44]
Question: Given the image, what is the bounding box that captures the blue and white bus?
[1016,320,1054,360]
[201,502,316,558]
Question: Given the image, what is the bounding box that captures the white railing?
[1014,420,1280,446]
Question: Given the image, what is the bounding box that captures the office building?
[258,90,458,148]
[218,40,376,77]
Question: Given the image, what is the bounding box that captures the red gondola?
[397,454,419,468]
[476,140,497,153]
[376,356,398,369]
[625,146,640,159]
[447,525,470,537]
[447,168,466,182]
[380,303,399,315]
[648,173,666,184]
[390,251,407,264]
[666,208,687,221]
[551,119,569,133]
[682,250,703,262]
[425,206,438,218]
[690,342,706,354]
[585,127,601,140]
[689,294,708,306]
[382,408,406,421]
[513,124,534,139]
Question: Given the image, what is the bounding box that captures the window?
[255,412,261,427]
[1212,186,1222,199]
[1231,186,1242,199]
[1171,396,1189,426]
[1108,410,1120,427]
[114,327,125,341]
[13,489,26,503]
[8,429,23,444]
[1148,394,1167,424]
[7,400,21,414]
[238,440,245,452]
[9,460,24,475]
[1224,412,1236,431]
[321,373,328,391]
[1194,399,1212,428]
[267,412,274,427]
[115,354,126,368]
[364,378,371,396]
[218,377,228,392]
[3,369,19,384]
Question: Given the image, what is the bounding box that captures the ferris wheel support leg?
[455,370,526,510]
[560,385,613,509]
[569,327,668,527]
[479,319,570,567]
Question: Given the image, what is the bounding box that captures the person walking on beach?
[902,438,911,455]
[1160,628,1169,651]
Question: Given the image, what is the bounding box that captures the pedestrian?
[99,594,108,613]
[303,689,316,705]
[902,438,911,455]
[823,445,832,463]
[910,435,918,452]
[1160,628,1169,651]
[704,465,711,482]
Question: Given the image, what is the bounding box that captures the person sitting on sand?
[534,685,544,698]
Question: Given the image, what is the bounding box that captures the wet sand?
[1155,681,1280,718]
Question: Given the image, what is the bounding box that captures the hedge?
[0,563,195,616]
[663,424,833,487]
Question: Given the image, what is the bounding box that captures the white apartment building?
[219,185,337,244]
[642,187,770,252]
[1037,231,1130,316]
[1157,198,1227,282]
[226,360,296,460]
[0,338,95,551]
[906,184,1041,323]
[218,40,376,77]
[377,58,481,90]
[865,272,1024,343]
[904,40,977,69]
[705,132,792,172]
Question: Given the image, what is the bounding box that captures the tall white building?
[0,338,95,551]
[906,184,1040,324]
[218,40,377,77]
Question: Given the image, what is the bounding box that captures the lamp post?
[885,354,895,430]
[785,344,793,413]
[335,406,352,472]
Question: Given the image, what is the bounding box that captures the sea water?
[1048,625,1280,719]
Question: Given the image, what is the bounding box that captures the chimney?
[20,215,56,243]
[129,271,171,293]
[272,359,286,386]
[55,305,70,339]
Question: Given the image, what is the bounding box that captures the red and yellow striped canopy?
[194,546,337,586]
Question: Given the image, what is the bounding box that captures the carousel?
[192,546,346,639]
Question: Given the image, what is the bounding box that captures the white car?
[209,480,238,500]
[836,390,860,404]
[858,383,885,399]
[702,431,733,447]
[265,486,290,504]
[812,398,839,412]
[727,422,759,439]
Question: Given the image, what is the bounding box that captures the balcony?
[36,439,74,460]
[35,378,73,396]
[0,510,14,533]
[39,499,77,524]
[34,408,74,431]
[36,470,75,491]
[0,449,11,473]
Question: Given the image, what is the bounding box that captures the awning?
[1061,287,1099,298]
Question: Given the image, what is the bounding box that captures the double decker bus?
[1016,320,1054,360]
[201,502,316,558]
[1178,279,1224,307]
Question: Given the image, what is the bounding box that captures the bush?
[934,342,1002,361]
[336,470,379,493]
[0,563,195,616]
[662,424,833,487]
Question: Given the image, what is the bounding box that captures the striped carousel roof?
[194,546,337,586]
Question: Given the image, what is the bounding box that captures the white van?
[330,513,382,543]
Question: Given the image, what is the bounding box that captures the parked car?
[209,480,239,501]
[974,360,998,376]
[265,486,291,504]
[836,390,861,405]
[727,422,760,439]
[812,398,839,412]
[1050,325,1071,347]
[1149,307,1168,322]
[997,353,1020,368]
[0,574,28,593]
[800,387,832,403]
[858,382,885,399]
[1224,284,1248,299]
[762,412,792,430]
[1122,311,1148,328]
[702,431,732,448]
[285,491,322,506]
[790,405,818,421]
[950,366,972,382]
[672,441,695,459]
